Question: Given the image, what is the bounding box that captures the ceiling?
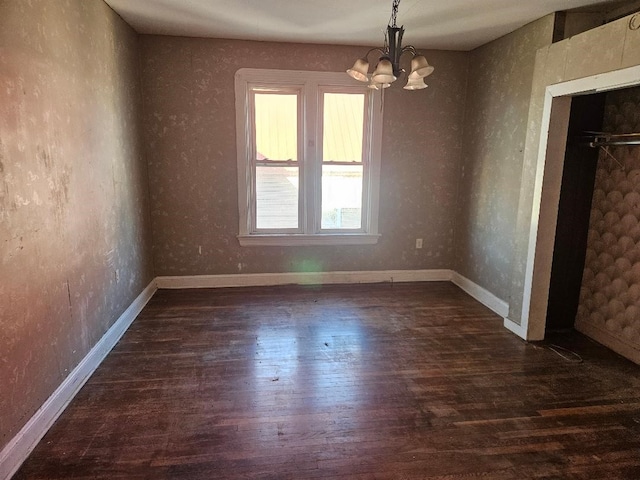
[104,0,629,51]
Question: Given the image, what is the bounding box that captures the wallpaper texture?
[510,14,640,328]
[5,1,640,458]
[0,0,153,449]
[575,87,640,363]
[454,15,555,306]
[140,37,468,276]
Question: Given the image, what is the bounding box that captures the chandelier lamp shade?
[347,0,434,90]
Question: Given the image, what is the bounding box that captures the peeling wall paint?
[0,0,154,450]
[140,37,468,275]
[454,15,556,306]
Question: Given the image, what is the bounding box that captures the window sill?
[238,233,381,247]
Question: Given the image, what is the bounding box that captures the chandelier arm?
[363,47,387,59]
[400,45,418,56]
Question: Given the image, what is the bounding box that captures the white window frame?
[235,68,383,247]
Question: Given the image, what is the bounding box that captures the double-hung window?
[235,69,382,246]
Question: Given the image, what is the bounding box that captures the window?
[235,69,383,246]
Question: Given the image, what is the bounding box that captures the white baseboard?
[0,280,157,480]
[450,272,509,318]
[503,317,528,339]
[0,270,512,479]
[156,269,454,289]
[157,270,510,319]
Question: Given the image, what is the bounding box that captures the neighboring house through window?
[235,69,383,246]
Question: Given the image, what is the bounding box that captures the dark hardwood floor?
[13,282,640,479]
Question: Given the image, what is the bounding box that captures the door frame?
[518,65,640,341]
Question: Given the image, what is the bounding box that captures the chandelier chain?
[390,0,401,28]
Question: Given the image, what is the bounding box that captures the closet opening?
[546,86,640,364]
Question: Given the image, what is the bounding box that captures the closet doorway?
[546,93,606,332]
[524,65,640,361]
[537,79,640,363]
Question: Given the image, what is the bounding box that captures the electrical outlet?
[416,238,423,249]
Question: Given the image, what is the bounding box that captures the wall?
[140,37,468,275]
[0,0,153,451]
[575,86,640,363]
[509,12,640,333]
[454,15,556,303]
[563,12,605,38]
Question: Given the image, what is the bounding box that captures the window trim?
[235,68,383,247]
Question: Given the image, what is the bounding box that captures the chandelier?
[347,0,434,90]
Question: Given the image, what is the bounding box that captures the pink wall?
[455,15,556,304]
[141,36,468,275]
[0,0,154,449]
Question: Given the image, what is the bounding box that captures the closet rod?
[580,132,640,147]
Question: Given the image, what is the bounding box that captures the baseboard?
[503,317,528,339]
[0,280,157,480]
[0,269,511,479]
[156,270,511,319]
[575,320,640,365]
[156,269,454,289]
[450,272,509,318]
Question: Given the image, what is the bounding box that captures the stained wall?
[4,0,634,458]
[454,15,556,305]
[141,37,468,275]
[0,0,153,450]
[575,86,640,363]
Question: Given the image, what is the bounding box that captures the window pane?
[254,93,297,161]
[256,166,299,229]
[321,165,363,229]
[323,93,365,163]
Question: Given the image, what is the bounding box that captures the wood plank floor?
[13,282,640,479]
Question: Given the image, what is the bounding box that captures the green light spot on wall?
[292,258,323,284]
